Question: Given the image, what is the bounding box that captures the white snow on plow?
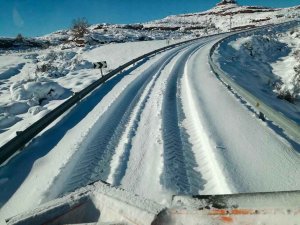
[5,180,300,225]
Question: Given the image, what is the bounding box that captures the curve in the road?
[184,40,300,193]
[43,42,196,200]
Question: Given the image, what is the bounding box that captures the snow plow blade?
[5,181,300,225]
[168,192,300,225]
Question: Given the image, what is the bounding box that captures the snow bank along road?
[1,34,300,220]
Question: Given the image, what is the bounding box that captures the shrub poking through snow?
[293,49,300,61]
[275,64,300,102]
[36,63,57,73]
[34,50,92,78]
[15,33,24,42]
[228,31,300,103]
[44,51,58,62]
[229,34,289,62]
[71,17,89,39]
[275,85,295,103]
[272,28,300,102]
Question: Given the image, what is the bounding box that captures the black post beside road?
[94,61,107,77]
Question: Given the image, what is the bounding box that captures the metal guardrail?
[209,21,300,144]
[0,35,219,165]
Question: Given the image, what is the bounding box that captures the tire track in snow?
[108,53,173,186]
[180,58,232,195]
[87,47,187,184]
[161,43,207,195]
[44,44,190,199]
[108,50,189,201]
[183,40,300,194]
[107,41,208,201]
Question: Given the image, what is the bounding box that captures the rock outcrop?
[217,0,237,6]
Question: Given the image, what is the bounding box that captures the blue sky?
[1,0,299,37]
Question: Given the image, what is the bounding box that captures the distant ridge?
[2,1,299,48]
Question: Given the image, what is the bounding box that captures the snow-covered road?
[185,42,300,193]
[1,35,300,221]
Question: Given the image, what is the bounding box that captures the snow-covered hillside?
[39,1,300,47]
[214,22,300,125]
[273,27,300,101]
[1,1,299,49]
[146,1,300,36]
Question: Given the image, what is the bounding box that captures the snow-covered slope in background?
[36,1,300,47]
[0,1,299,50]
[147,2,299,33]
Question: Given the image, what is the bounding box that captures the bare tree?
[71,17,89,39]
[15,33,24,42]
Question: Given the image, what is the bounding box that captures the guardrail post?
[259,112,266,121]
